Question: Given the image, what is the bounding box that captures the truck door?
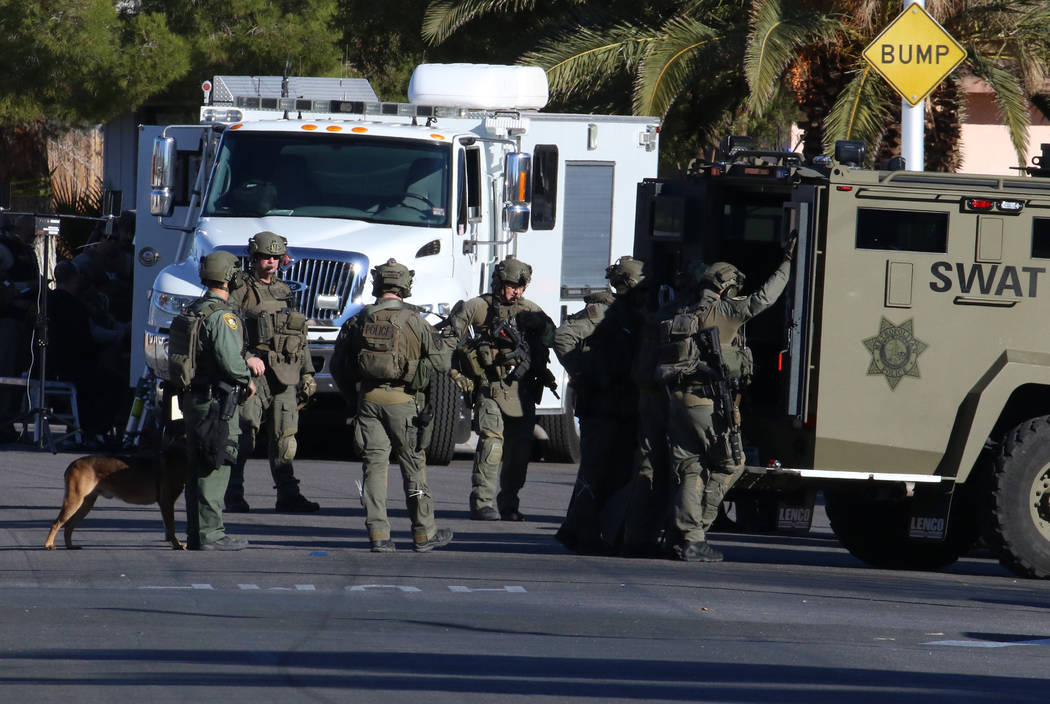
[129,126,204,383]
[781,186,819,421]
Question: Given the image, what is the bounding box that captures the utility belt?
[679,381,720,399]
[187,380,241,402]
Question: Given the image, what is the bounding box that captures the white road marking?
[925,638,1050,648]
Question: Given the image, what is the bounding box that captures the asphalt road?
[2,441,1049,703]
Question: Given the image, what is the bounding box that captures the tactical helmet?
[701,261,745,297]
[605,255,646,295]
[491,256,532,289]
[371,258,414,298]
[248,230,287,258]
[199,251,240,285]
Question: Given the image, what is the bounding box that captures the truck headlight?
[148,291,197,327]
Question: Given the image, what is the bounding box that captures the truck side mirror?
[503,152,532,233]
[150,137,177,217]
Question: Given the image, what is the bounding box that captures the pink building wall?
[958,77,1050,175]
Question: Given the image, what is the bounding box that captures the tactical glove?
[449,369,474,394]
[298,373,317,402]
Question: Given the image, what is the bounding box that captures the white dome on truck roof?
[408,64,549,111]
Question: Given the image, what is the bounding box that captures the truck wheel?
[985,416,1050,578]
[425,372,458,466]
[824,487,979,571]
[538,412,581,464]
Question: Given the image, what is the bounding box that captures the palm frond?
[744,0,843,115]
[966,51,1030,167]
[422,0,538,46]
[633,15,740,117]
[824,63,894,151]
[521,23,656,102]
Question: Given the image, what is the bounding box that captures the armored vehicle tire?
[538,412,581,464]
[824,487,980,571]
[426,372,458,466]
[984,416,1050,578]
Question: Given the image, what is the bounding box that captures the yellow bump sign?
[862,3,967,107]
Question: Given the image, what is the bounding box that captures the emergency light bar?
[215,97,486,121]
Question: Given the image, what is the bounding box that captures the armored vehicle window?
[1031,218,1050,258]
[855,208,947,253]
[722,204,781,242]
[531,145,558,231]
[652,195,685,239]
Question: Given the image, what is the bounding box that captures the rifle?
[491,317,531,382]
[696,326,744,466]
[491,317,560,399]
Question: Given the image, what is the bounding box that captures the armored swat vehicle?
[634,137,1050,578]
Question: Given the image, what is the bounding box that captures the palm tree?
[424,1,777,168]
[424,0,1050,170]
[749,1,1050,168]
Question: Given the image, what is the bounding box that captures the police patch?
[362,322,395,339]
[222,313,239,331]
[863,317,927,390]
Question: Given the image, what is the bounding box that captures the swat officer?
[181,251,256,550]
[661,240,795,562]
[330,259,454,553]
[447,256,556,522]
[553,256,647,553]
[226,231,319,514]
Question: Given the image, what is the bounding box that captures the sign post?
[862,1,966,171]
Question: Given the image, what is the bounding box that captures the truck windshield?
[202,131,452,228]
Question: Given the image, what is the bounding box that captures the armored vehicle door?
[634,171,821,447]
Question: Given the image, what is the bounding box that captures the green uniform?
[553,291,642,551]
[667,259,790,544]
[180,292,251,545]
[334,297,450,544]
[227,273,313,504]
[449,293,555,516]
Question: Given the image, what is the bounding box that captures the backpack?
[653,299,716,385]
[354,305,421,386]
[168,298,225,393]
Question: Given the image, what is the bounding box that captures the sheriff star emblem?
[863,317,927,390]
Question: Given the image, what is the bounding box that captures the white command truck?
[132,64,660,463]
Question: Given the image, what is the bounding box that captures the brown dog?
[45,427,187,550]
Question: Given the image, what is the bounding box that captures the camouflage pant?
[354,398,436,543]
[666,397,742,543]
[470,396,535,514]
[227,371,301,502]
[182,389,241,545]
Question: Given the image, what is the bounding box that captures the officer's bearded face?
[499,283,524,304]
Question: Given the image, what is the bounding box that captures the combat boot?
[370,539,396,553]
[276,493,320,513]
[199,535,249,551]
[225,496,251,513]
[672,540,724,563]
[470,506,500,521]
[414,528,454,553]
